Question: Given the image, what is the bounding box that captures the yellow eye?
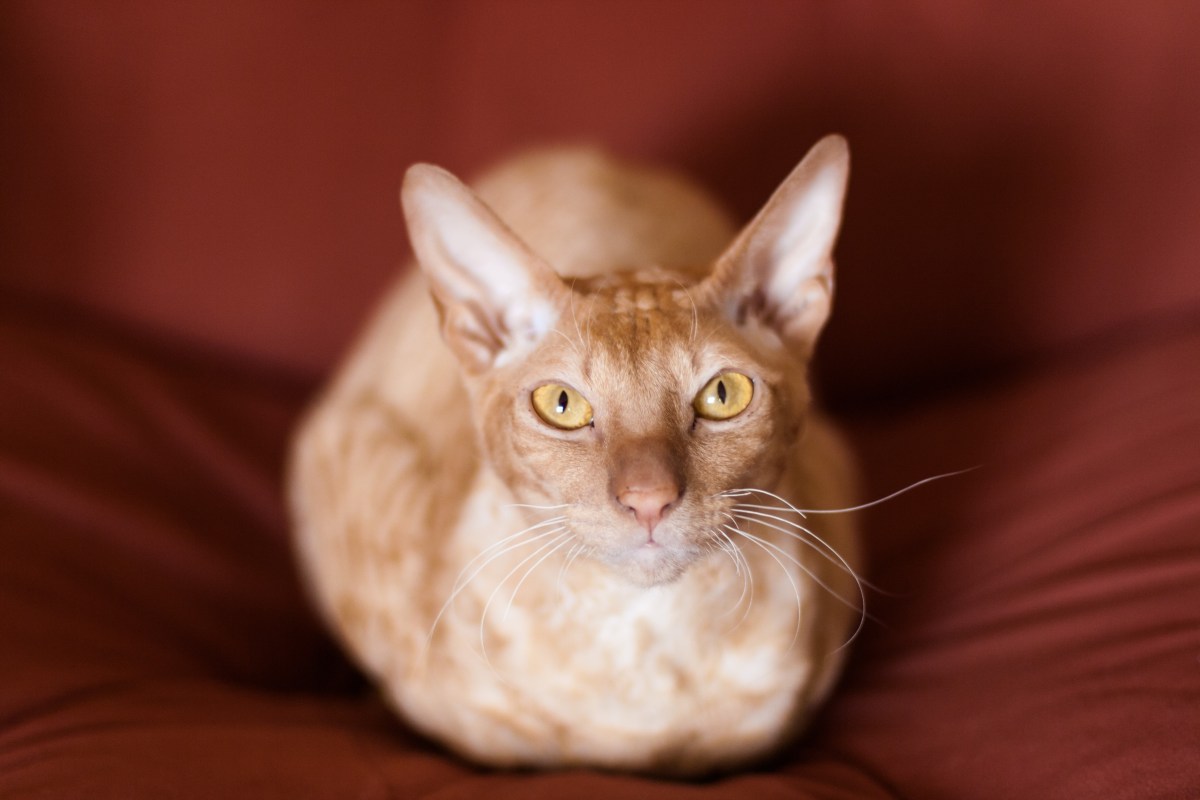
[531,383,594,430]
[693,372,754,420]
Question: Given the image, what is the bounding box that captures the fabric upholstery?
[3,3,1198,797]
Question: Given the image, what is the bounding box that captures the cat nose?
[617,484,681,532]
[611,439,684,533]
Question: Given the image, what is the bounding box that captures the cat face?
[402,137,849,586]
[470,277,812,586]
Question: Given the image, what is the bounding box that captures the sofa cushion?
[2,297,1195,798]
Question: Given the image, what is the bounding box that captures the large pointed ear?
[401,164,569,374]
[701,135,850,356]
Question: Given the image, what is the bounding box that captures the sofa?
[3,3,1197,797]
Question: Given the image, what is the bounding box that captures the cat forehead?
[572,271,699,315]
[562,285,744,388]
[579,282,698,360]
[522,271,757,383]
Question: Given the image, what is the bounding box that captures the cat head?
[402,137,849,587]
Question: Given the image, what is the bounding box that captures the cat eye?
[693,372,754,421]
[531,383,594,430]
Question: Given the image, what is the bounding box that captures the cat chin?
[607,542,695,588]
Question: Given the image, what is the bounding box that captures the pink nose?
[617,484,680,532]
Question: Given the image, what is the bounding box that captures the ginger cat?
[288,135,862,777]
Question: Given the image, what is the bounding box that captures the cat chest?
[422,546,813,734]
[399,479,818,751]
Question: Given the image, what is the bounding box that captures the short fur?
[288,136,861,777]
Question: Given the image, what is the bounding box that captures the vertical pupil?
[556,390,569,414]
[716,380,727,404]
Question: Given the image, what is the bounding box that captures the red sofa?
[4,3,1198,797]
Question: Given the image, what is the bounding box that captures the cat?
[288,135,863,777]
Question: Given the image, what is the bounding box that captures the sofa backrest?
[5,3,1198,404]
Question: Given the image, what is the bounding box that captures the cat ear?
[401,164,568,373]
[703,134,850,356]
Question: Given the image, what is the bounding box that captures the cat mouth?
[610,535,697,587]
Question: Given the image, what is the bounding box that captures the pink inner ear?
[439,302,504,374]
[404,162,570,370]
[734,288,768,326]
[703,140,848,350]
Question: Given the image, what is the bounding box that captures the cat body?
[289,138,861,776]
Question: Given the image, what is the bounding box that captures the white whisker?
[731,514,864,615]
[731,511,874,640]
[728,469,977,515]
[731,507,874,589]
[671,278,700,343]
[732,502,809,515]
[730,523,867,652]
[503,533,575,622]
[801,469,978,514]
[713,528,754,630]
[549,327,583,358]
[568,280,589,353]
[732,508,839,562]
[448,516,567,595]
[731,508,888,599]
[555,542,584,596]
[424,518,566,647]
[692,319,724,352]
[725,524,803,647]
[720,487,806,518]
[719,533,741,577]
[568,279,597,354]
[479,530,571,672]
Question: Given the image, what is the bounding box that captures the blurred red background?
[6,2,1199,405]
[3,5,1199,798]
